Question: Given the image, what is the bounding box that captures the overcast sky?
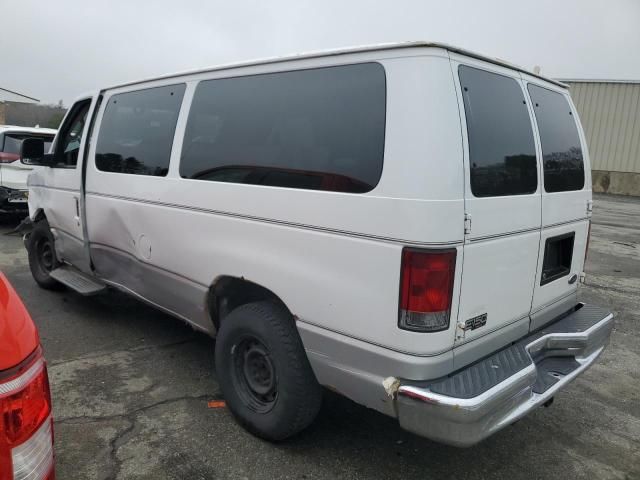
[3,0,639,106]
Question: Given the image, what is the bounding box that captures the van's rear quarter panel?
[85,193,463,355]
[84,51,465,355]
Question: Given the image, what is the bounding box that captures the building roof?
[559,78,640,84]
[0,87,40,104]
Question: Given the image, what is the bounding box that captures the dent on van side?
[23,42,613,446]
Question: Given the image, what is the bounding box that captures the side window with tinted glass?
[527,85,585,192]
[96,84,185,176]
[459,66,537,197]
[179,63,386,193]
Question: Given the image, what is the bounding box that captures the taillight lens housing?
[0,153,20,164]
[398,249,457,332]
[0,348,54,480]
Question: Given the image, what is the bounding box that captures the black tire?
[27,220,63,290]
[215,301,322,441]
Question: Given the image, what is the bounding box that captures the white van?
[21,42,613,446]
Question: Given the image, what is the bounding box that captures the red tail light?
[0,348,54,480]
[399,249,457,332]
[0,153,20,164]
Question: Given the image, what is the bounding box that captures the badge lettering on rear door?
[464,313,487,331]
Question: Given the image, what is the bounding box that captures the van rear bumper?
[396,303,613,447]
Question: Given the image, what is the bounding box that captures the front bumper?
[396,303,614,447]
[0,187,29,214]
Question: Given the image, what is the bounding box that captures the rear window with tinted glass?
[459,66,537,197]
[527,85,585,192]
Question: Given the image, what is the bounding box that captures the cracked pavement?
[0,193,638,479]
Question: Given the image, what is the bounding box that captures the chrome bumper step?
[416,304,611,399]
[396,303,614,447]
[532,356,580,394]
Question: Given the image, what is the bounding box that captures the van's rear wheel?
[215,301,322,441]
[27,220,63,290]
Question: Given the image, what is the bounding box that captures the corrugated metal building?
[565,80,640,196]
[0,87,39,104]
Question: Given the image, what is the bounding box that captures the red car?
[0,272,54,480]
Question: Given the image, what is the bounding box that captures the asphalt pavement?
[0,194,638,480]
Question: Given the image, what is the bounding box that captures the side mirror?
[20,138,53,166]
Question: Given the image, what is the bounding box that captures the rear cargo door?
[451,56,542,345]
[524,79,592,329]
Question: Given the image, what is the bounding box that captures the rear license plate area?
[541,232,575,286]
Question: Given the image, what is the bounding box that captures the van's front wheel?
[27,220,62,290]
[215,301,322,441]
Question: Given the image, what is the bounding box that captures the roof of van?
[105,41,567,92]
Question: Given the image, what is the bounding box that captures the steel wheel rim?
[36,237,54,272]
[231,336,277,413]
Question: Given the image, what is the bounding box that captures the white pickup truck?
[21,42,613,446]
[0,125,55,214]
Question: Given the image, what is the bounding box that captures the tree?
[45,112,66,129]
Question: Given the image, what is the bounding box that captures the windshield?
[2,133,54,155]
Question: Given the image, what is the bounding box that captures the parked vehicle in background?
[0,126,56,215]
[0,272,55,479]
[21,42,613,446]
